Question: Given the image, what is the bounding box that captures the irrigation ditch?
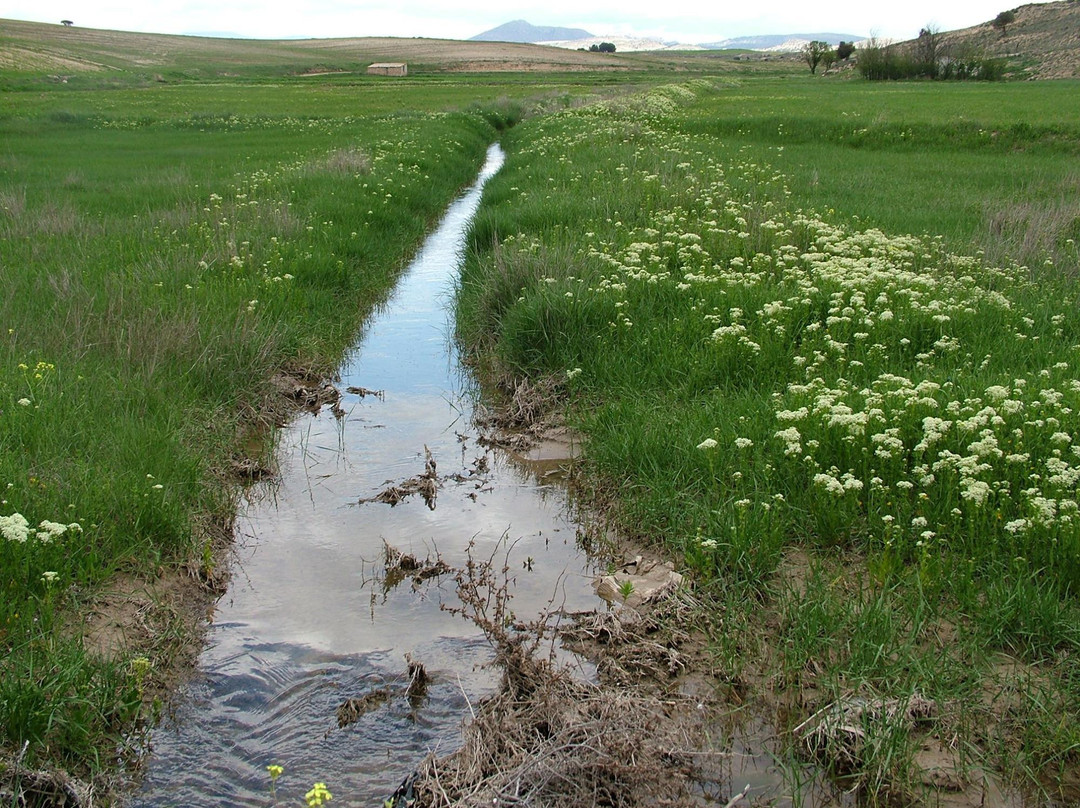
[113,140,799,808]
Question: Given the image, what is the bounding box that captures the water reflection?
[133,144,597,806]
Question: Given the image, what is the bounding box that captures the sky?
[2,0,1052,44]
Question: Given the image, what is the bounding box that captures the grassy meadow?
[457,77,1080,802]
[0,67,556,780]
[4,16,1080,803]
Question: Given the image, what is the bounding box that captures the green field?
[3,18,1080,805]
[456,78,1080,803]
[0,65,516,783]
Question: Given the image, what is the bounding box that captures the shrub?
[857,36,1005,82]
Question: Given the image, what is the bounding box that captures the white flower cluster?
[0,512,82,544]
[485,82,1080,569]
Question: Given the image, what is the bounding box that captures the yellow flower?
[305,782,332,806]
[266,764,283,781]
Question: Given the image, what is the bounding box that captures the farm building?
[367,62,407,76]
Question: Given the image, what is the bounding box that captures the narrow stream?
[132,143,600,806]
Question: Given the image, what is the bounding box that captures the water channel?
[132,143,602,805]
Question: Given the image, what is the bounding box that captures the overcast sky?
[3,1,1050,44]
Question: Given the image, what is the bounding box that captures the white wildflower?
[774,427,802,457]
[1004,518,1030,535]
[813,473,845,497]
[36,520,71,543]
[0,512,30,543]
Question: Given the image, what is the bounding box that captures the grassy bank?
[457,79,1080,802]
[0,83,501,781]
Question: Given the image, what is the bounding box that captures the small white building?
[367,63,407,77]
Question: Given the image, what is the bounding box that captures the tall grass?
[0,94,495,776]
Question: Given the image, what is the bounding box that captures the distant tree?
[837,41,856,60]
[589,43,599,52]
[915,25,942,78]
[598,41,616,53]
[61,19,73,26]
[803,40,831,74]
[993,10,1017,36]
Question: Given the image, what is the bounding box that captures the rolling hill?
[703,33,864,51]
[937,0,1080,79]
[0,17,628,76]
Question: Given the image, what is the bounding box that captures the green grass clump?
[456,78,1080,798]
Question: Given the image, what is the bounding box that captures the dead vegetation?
[0,746,93,808]
[273,371,345,417]
[306,147,372,177]
[984,181,1080,274]
[381,539,452,590]
[794,692,936,797]
[392,542,728,808]
[336,687,394,729]
[475,374,566,454]
[360,446,441,509]
[335,654,430,730]
[360,441,497,509]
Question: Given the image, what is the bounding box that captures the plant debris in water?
[381,539,452,591]
[360,446,440,509]
[475,374,566,454]
[334,655,431,730]
[393,543,725,808]
[336,687,394,729]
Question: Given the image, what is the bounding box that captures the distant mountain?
[540,35,698,53]
[471,19,594,43]
[703,33,863,51]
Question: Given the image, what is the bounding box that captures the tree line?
[802,9,1016,83]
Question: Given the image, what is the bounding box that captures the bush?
[857,37,1005,82]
